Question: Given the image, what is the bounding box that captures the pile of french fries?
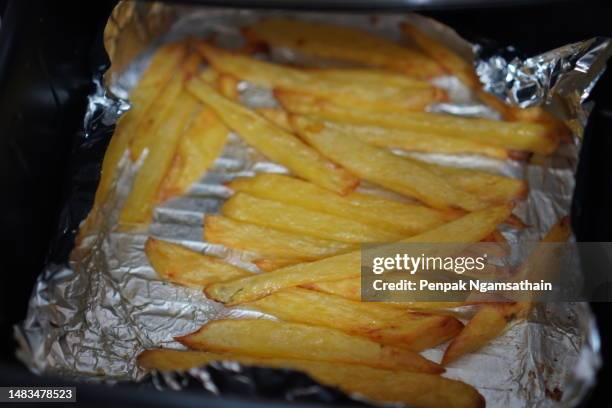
[84,17,573,408]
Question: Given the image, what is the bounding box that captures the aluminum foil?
[16,2,611,407]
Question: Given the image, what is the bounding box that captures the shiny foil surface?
[16,2,611,407]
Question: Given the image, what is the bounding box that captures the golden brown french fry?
[253,259,299,272]
[303,278,362,300]
[282,87,441,113]
[228,174,457,236]
[401,21,570,139]
[505,216,571,292]
[246,288,463,351]
[200,66,219,84]
[475,93,570,141]
[304,278,462,308]
[186,78,358,194]
[424,162,527,205]
[323,118,509,159]
[177,319,443,373]
[217,73,240,100]
[196,43,444,112]
[157,107,229,202]
[401,22,477,89]
[290,115,483,211]
[443,217,571,364]
[205,249,360,305]
[204,205,511,305]
[290,115,524,205]
[258,110,508,158]
[244,18,445,79]
[145,238,250,288]
[119,88,200,226]
[197,42,310,87]
[129,75,184,162]
[403,23,554,129]
[278,91,558,154]
[542,216,572,242]
[507,106,571,143]
[138,349,485,408]
[222,193,403,243]
[255,108,293,132]
[442,303,512,365]
[204,215,353,261]
[402,22,539,120]
[130,54,202,161]
[88,43,187,218]
[307,68,434,89]
[138,349,225,371]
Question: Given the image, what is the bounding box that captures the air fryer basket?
[0,1,611,407]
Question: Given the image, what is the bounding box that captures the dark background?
[0,0,611,407]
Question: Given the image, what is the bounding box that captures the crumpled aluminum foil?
[15,2,611,407]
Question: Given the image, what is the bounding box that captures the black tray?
[0,0,610,406]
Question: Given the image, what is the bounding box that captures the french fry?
[443,217,571,364]
[258,110,508,158]
[186,78,358,194]
[507,106,571,143]
[304,278,470,312]
[200,66,219,84]
[479,95,570,145]
[323,118,509,159]
[204,205,512,305]
[157,107,229,202]
[119,88,200,226]
[196,42,311,87]
[244,18,445,79]
[504,216,571,298]
[285,87,442,113]
[138,349,226,371]
[278,91,558,154]
[307,68,434,89]
[253,259,299,272]
[130,53,202,161]
[423,162,527,204]
[401,22,478,90]
[205,249,360,305]
[540,216,572,242]
[228,174,457,236]
[255,108,293,132]
[442,303,514,365]
[87,43,187,224]
[196,43,444,112]
[217,73,240,100]
[394,33,525,125]
[204,215,353,261]
[303,277,362,301]
[290,115,483,211]
[246,288,463,350]
[290,115,524,205]
[400,23,534,118]
[138,349,485,408]
[401,20,571,139]
[128,75,184,162]
[145,238,250,288]
[177,319,443,373]
[222,193,403,243]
